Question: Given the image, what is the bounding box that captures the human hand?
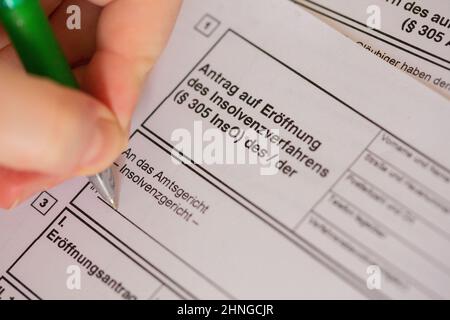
[0,0,181,209]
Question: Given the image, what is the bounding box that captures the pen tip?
[88,169,119,210]
[109,198,118,210]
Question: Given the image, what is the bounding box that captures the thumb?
[0,62,126,176]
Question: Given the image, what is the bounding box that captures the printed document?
[294,0,450,99]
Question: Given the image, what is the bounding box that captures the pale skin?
[0,0,181,209]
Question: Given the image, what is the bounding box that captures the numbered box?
[8,209,163,299]
[194,14,220,37]
[31,191,57,216]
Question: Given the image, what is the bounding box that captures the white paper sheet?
[294,0,450,99]
[1,0,450,300]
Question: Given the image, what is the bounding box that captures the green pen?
[0,0,119,208]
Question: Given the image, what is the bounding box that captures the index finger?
[84,0,181,130]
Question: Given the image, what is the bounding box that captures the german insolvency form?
[1,0,450,300]
[294,0,450,99]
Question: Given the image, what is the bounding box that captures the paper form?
[293,0,450,99]
[1,0,450,300]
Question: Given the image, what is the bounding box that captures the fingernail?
[77,109,125,175]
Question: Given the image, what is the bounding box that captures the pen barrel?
[0,0,78,88]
